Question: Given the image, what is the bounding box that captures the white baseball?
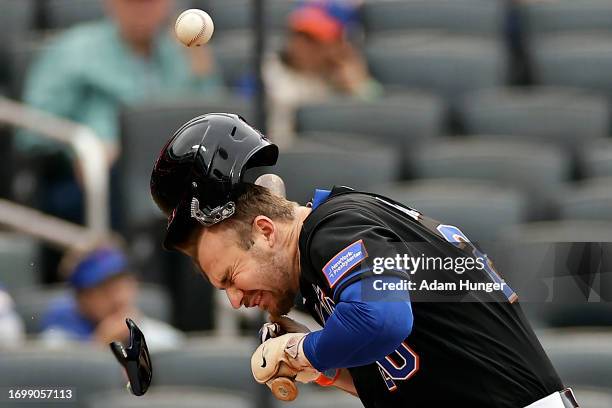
[175,9,214,47]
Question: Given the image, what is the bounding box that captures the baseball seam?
[175,11,209,47]
[189,13,208,47]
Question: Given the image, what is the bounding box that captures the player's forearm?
[332,368,358,397]
[303,278,413,372]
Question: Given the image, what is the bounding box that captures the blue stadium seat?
[366,36,507,102]
[531,33,612,98]
[582,139,612,179]
[273,139,401,204]
[560,178,612,222]
[412,138,570,220]
[376,179,528,243]
[362,0,505,38]
[0,345,124,408]
[0,233,40,291]
[459,87,609,150]
[522,0,612,37]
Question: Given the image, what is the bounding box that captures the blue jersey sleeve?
[302,274,413,372]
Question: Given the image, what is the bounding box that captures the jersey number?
[437,224,517,302]
[376,341,419,391]
[375,224,518,391]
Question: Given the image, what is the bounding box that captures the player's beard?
[252,246,296,317]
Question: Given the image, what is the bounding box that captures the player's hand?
[259,315,310,343]
[251,333,320,387]
[327,42,370,94]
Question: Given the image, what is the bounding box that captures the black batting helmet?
[150,113,278,250]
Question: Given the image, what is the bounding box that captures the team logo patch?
[322,240,368,287]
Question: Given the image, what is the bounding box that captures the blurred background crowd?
[0,0,611,407]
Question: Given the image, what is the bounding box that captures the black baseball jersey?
[298,187,563,407]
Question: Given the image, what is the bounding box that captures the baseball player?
[149,113,579,407]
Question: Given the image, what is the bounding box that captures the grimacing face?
[193,217,298,317]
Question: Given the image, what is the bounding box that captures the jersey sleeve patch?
[322,239,368,288]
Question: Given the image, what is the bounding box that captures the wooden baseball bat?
[268,377,299,401]
[255,173,286,198]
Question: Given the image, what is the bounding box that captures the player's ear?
[252,216,275,247]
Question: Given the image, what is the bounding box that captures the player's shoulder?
[301,186,422,236]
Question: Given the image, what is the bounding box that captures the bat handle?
[268,377,298,401]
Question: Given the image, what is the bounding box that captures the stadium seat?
[210,32,285,89]
[13,283,173,334]
[559,178,612,222]
[296,94,443,175]
[0,0,34,88]
[0,345,124,408]
[521,0,612,37]
[211,38,254,89]
[86,387,251,408]
[41,0,194,29]
[570,387,612,408]
[198,0,296,34]
[0,233,40,291]
[582,139,612,179]
[459,87,609,150]
[41,0,106,29]
[497,221,612,327]
[273,139,401,204]
[375,179,528,244]
[296,93,443,145]
[412,139,570,220]
[273,386,363,408]
[531,33,612,98]
[539,331,612,390]
[365,36,507,102]
[118,97,252,231]
[7,34,50,99]
[362,0,505,38]
[152,338,256,392]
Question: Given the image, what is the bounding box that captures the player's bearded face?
[248,245,296,316]
[195,225,298,317]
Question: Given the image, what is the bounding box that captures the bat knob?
[268,377,298,401]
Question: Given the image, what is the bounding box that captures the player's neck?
[286,206,312,286]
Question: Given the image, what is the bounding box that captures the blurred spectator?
[41,245,183,351]
[16,0,223,229]
[263,0,381,147]
[0,283,25,348]
[19,0,222,156]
